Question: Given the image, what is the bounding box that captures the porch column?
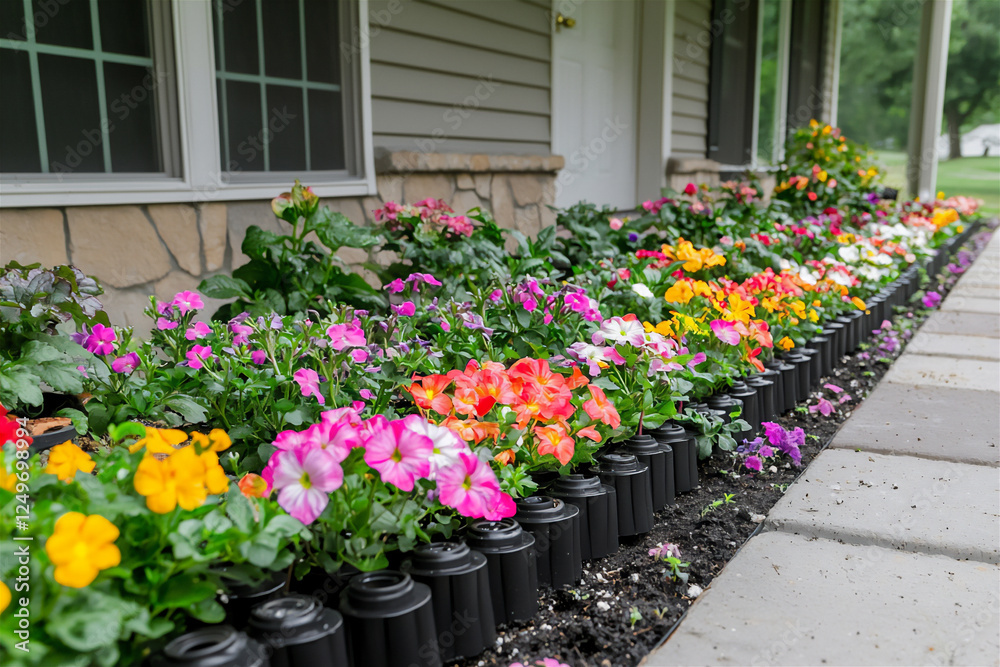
[635,0,674,201]
[907,0,952,200]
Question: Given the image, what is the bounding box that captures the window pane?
[104,62,159,172]
[222,80,265,171]
[757,0,781,163]
[309,89,344,171]
[98,0,149,57]
[32,0,92,50]
[304,0,340,84]
[39,53,103,173]
[263,0,300,80]
[0,49,41,172]
[266,84,306,171]
[0,0,26,41]
[216,0,259,75]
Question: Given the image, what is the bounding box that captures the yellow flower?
[822,125,832,135]
[937,191,945,199]
[778,336,795,351]
[190,429,232,453]
[664,281,694,304]
[675,241,704,272]
[809,119,819,129]
[644,321,674,337]
[0,580,9,612]
[789,300,807,320]
[45,442,95,483]
[200,450,231,495]
[134,446,214,513]
[812,299,822,308]
[931,208,959,229]
[851,296,867,311]
[0,455,17,493]
[817,170,828,183]
[129,427,188,455]
[759,296,779,313]
[45,512,120,588]
[726,293,756,324]
[692,281,714,298]
[808,309,820,323]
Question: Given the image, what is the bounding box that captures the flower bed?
[0,122,991,667]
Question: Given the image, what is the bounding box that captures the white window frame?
[0,0,376,208]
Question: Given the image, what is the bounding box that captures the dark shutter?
[785,0,828,135]
[707,0,760,165]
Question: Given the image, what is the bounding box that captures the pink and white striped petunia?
[363,419,432,491]
[710,319,741,346]
[271,447,343,525]
[436,451,506,519]
[293,368,325,405]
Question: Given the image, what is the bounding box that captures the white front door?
[551,0,639,210]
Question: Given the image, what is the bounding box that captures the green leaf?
[198,274,251,299]
[163,395,208,424]
[188,598,226,623]
[0,366,43,406]
[226,486,254,533]
[160,574,217,609]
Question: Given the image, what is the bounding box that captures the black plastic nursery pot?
[649,422,694,495]
[548,474,620,559]
[27,392,84,452]
[248,594,348,667]
[759,365,785,416]
[218,571,287,630]
[339,570,440,667]
[513,496,582,589]
[401,542,495,662]
[620,433,674,511]
[763,360,796,415]
[745,374,776,427]
[823,321,846,363]
[465,518,539,624]
[782,352,811,403]
[155,625,269,667]
[796,348,820,391]
[728,380,759,438]
[588,453,654,538]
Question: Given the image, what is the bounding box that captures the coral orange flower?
[45,442,95,483]
[777,336,795,351]
[238,473,269,498]
[566,365,589,390]
[494,449,516,466]
[582,385,621,429]
[534,425,575,465]
[45,512,120,588]
[406,374,453,415]
[576,426,602,442]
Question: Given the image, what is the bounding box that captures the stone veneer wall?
[0,151,564,334]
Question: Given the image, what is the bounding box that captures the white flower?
[838,245,860,263]
[797,267,819,285]
[631,283,654,298]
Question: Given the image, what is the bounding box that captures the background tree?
[942,0,1000,159]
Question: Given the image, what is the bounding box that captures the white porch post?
[635,0,675,200]
[907,0,952,200]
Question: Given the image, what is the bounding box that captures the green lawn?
[874,150,1000,216]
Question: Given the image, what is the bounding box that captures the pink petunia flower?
[435,451,503,518]
[111,352,140,374]
[274,428,312,451]
[230,321,253,345]
[326,323,366,351]
[304,420,359,463]
[351,348,370,364]
[250,349,268,365]
[156,317,178,331]
[401,415,470,476]
[710,319,741,346]
[171,291,204,315]
[185,321,211,341]
[744,455,763,472]
[609,217,623,230]
[359,389,375,400]
[809,397,835,417]
[363,419,432,491]
[271,447,343,525]
[921,291,942,309]
[84,323,117,356]
[186,345,214,370]
[392,301,416,317]
[687,352,707,369]
[293,368,325,405]
[385,278,406,294]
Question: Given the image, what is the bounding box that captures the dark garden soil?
[455,229,994,667]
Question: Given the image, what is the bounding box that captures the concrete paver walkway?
[646,231,1000,666]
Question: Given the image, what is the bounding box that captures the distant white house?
[937,123,1000,158]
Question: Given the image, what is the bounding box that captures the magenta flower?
[76,365,89,378]
[744,455,763,472]
[922,291,942,308]
[385,278,405,294]
[406,273,442,291]
[326,323,366,351]
[710,319,741,346]
[809,397,835,417]
[111,352,140,374]
[271,447,343,525]
[186,345,214,370]
[84,324,117,356]
[649,542,682,559]
[759,444,775,458]
[392,301,416,317]
[304,420,359,463]
[687,352,707,369]
[293,368,325,405]
[185,321,211,341]
[156,317,178,331]
[363,419,432,491]
[838,393,852,404]
[360,389,375,400]
[156,301,174,316]
[823,383,843,393]
[436,451,502,518]
[230,321,253,345]
[484,490,517,521]
[488,289,503,302]
[171,290,203,314]
[274,428,311,451]
[250,349,267,365]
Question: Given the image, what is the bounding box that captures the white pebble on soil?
[687,584,704,598]
[596,601,611,612]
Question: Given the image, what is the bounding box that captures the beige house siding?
[670,0,712,160]
[368,0,553,155]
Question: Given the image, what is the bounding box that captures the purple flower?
[744,455,763,472]
[111,352,140,374]
[385,278,406,294]
[823,383,843,394]
[156,301,174,316]
[809,398,835,417]
[156,317,178,331]
[787,427,805,447]
[76,365,89,378]
[459,312,494,336]
[406,273,442,291]
[759,444,774,458]
[628,232,639,243]
[230,321,253,345]
[488,289,503,302]
[921,291,942,309]
[250,349,268,365]
[762,421,785,446]
[649,542,682,559]
[70,326,89,347]
[84,324,117,356]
